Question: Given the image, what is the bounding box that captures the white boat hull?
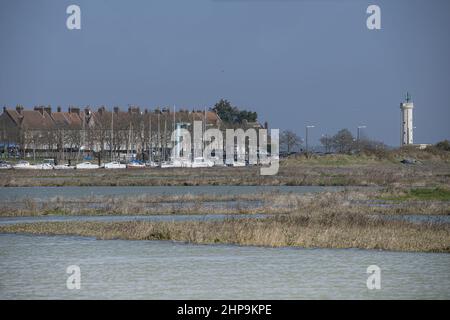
[76,162,100,169]
[105,162,126,169]
[54,165,75,170]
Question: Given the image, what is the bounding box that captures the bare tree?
[320,135,333,153]
[331,129,354,154]
[280,130,302,154]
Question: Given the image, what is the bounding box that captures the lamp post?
[305,125,315,156]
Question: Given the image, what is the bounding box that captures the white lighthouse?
[400,92,414,146]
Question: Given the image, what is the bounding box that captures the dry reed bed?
[1,189,449,217]
[1,212,448,252]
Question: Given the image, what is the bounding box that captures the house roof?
[51,112,82,130]
[1,107,223,131]
[4,109,21,125]
[2,108,83,131]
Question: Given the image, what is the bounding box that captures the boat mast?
[148,111,152,163]
[173,105,176,160]
[157,111,161,166]
[110,108,114,161]
[163,112,167,162]
[203,107,206,158]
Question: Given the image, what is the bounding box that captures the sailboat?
[191,107,214,168]
[13,160,32,169]
[161,105,193,168]
[191,157,213,168]
[104,161,126,169]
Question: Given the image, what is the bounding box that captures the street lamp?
[305,125,315,155]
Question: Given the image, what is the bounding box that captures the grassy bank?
[0,163,448,188]
[1,212,449,252]
[0,154,449,187]
[380,188,450,201]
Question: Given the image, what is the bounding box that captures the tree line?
[280,128,387,155]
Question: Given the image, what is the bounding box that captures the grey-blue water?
[0,185,351,201]
[0,234,449,299]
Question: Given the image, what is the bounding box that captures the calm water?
[0,214,270,226]
[0,234,449,299]
[0,185,351,201]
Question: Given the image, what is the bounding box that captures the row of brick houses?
[0,105,263,161]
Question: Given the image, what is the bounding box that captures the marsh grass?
[1,189,449,217]
[2,188,449,252]
[380,187,450,201]
[1,212,448,252]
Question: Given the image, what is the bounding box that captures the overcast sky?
[1,0,449,146]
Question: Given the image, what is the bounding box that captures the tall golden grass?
[1,212,448,252]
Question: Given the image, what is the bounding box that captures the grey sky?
[0,0,449,146]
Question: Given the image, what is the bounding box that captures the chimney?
[44,106,51,115]
[3,106,6,113]
[98,106,105,115]
[34,106,44,115]
[114,107,119,114]
[128,106,140,114]
[264,121,268,130]
[16,106,23,114]
[57,106,61,112]
[69,107,80,115]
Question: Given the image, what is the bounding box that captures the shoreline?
[2,230,449,256]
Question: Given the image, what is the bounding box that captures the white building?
[400,93,414,146]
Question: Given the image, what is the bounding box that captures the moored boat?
[54,164,75,170]
[13,160,32,169]
[0,161,12,170]
[75,162,100,169]
[104,161,126,169]
[127,160,146,168]
[30,163,53,170]
[191,157,214,168]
